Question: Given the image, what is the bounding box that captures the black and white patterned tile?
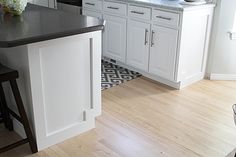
[101,60,141,90]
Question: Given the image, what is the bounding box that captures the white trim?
[107,59,181,89]
[102,57,208,89]
[209,74,236,80]
[179,73,204,89]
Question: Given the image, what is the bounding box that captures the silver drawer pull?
[151,30,155,47]
[131,11,144,15]
[144,29,148,45]
[156,16,171,21]
[85,2,95,6]
[107,6,119,10]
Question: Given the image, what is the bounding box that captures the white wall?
[207,0,236,80]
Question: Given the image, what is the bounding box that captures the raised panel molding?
[103,14,127,63]
[26,32,101,150]
[127,20,150,71]
[149,25,178,81]
[38,38,90,134]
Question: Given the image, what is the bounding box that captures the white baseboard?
[179,73,204,89]
[209,74,236,80]
[102,57,207,89]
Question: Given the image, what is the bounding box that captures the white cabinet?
[127,20,150,71]
[83,9,102,19]
[83,0,102,11]
[149,25,178,81]
[57,3,80,15]
[82,1,214,89]
[103,1,127,16]
[33,0,56,8]
[152,9,180,28]
[33,0,48,7]
[103,14,127,63]
[128,5,151,20]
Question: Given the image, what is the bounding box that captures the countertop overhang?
[0,4,105,48]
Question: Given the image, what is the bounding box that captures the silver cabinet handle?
[156,16,171,21]
[144,29,148,45]
[107,6,119,10]
[131,11,144,15]
[151,30,155,47]
[85,2,95,6]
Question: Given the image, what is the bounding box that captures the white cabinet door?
[149,25,178,81]
[82,9,102,19]
[127,20,150,71]
[103,14,126,63]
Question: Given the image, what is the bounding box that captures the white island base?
[0,31,102,151]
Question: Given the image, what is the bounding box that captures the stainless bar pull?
[107,6,119,10]
[131,11,144,15]
[144,29,148,45]
[85,2,95,6]
[151,30,155,47]
[156,16,171,21]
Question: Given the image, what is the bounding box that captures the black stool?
[0,63,37,153]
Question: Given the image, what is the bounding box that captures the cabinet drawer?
[83,0,102,11]
[83,9,102,19]
[129,5,151,20]
[104,1,127,16]
[152,10,179,27]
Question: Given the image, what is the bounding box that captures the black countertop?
[0,4,104,48]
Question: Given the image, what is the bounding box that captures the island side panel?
[176,7,214,88]
[0,30,102,151]
[28,31,102,150]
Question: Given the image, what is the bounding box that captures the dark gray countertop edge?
[0,25,104,48]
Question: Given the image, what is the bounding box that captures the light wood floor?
[1,77,236,157]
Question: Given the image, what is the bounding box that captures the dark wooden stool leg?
[0,83,13,131]
[9,80,38,153]
[0,98,5,124]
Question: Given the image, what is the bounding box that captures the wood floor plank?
[0,78,236,157]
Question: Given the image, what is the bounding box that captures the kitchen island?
[0,4,104,150]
